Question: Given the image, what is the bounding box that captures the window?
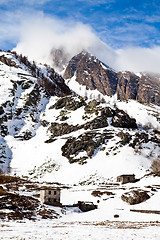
[48,190,51,195]
[128,177,130,181]
[48,198,51,202]
[54,191,56,195]
[54,199,56,202]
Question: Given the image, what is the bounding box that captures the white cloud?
[0,11,158,74]
[78,0,115,4]
[0,0,51,5]
[0,10,21,48]
[116,47,160,73]
[14,14,117,68]
[23,0,52,5]
[0,9,44,49]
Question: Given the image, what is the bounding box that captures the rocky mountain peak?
[50,48,70,72]
[64,51,160,106]
[64,50,118,96]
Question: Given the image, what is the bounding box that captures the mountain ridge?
[64,51,160,106]
[0,50,159,184]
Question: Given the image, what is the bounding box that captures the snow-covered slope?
[0,51,70,172]
[7,97,159,184]
[0,51,160,238]
[0,51,159,182]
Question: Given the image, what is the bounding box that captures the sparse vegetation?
[0,175,22,184]
[28,159,60,179]
[0,174,59,220]
[150,160,160,172]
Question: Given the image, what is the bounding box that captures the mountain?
[64,51,160,106]
[0,50,71,173]
[0,50,159,184]
[64,51,118,96]
[0,51,71,97]
[0,50,160,229]
[50,48,70,73]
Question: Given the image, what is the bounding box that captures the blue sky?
[0,0,160,50]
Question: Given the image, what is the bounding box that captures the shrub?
[151,160,160,172]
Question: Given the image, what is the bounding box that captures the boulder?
[78,201,97,212]
[121,190,150,205]
[112,110,137,129]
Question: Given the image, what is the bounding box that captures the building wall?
[117,175,135,184]
[40,189,45,203]
[40,189,61,206]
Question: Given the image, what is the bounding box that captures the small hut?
[117,174,135,184]
[40,187,62,206]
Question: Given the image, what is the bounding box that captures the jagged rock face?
[117,72,160,105]
[46,97,137,143]
[47,122,81,139]
[64,51,160,106]
[64,51,118,96]
[36,66,71,97]
[116,72,139,101]
[112,109,137,129]
[44,96,138,164]
[51,96,86,110]
[136,73,160,105]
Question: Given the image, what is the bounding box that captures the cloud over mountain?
[13,14,160,74]
[116,47,160,73]
[14,14,116,69]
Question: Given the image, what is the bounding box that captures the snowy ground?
[1,175,160,239]
[1,219,160,240]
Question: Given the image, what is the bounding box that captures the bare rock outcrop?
[0,54,18,68]
[136,73,160,105]
[64,51,160,106]
[111,109,137,128]
[121,190,150,205]
[47,122,81,139]
[61,130,114,163]
[116,71,139,101]
[64,51,118,96]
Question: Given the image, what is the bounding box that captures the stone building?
[40,188,62,206]
[117,174,135,184]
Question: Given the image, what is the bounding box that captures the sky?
[1,0,160,73]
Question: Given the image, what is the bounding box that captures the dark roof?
[40,187,61,190]
[117,174,135,177]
